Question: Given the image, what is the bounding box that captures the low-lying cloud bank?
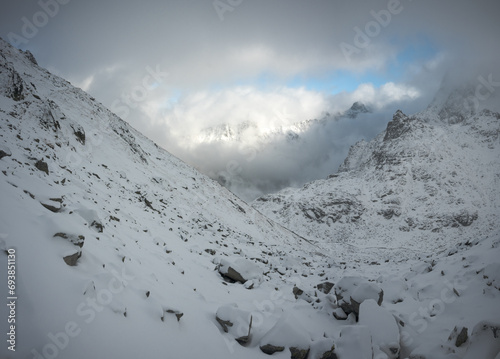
[134,82,426,201]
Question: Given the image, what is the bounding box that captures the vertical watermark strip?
[6,248,16,352]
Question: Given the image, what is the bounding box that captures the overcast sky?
[1,0,499,200]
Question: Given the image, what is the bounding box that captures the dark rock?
[91,220,104,233]
[319,345,337,359]
[41,202,61,213]
[293,286,304,299]
[222,266,246,283]
[463,321,500,357]
[235,315,252,346]
[35,160,49,175]
[455,327,468,347]
[317,281,334,294]
[260,344,285,355]
[162,309,183,322]
[216,315,233,333]
[71,124,86,145]
[204,248,216,255]
[63,251,81,266]
[335,277,383,317]
[290,346,309,359]
[0,147,11,160]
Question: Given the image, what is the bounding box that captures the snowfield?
[0,38,499,359]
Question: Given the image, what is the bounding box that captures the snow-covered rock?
[336,325,373,359]
[218,257,263,285]
[359,299,400,359]
[463,321,500,359]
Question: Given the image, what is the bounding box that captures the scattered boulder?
[35,159,49,175]
[260,344,285,355]
[235,316,252,345]
[335,277,382,317]
[335,276,362,314]
[448,326,468,347]
[0,146,11,160]
[319,346,338,359]
[317,281,334,294]
[56,232,84,266]
[350,282,384,317]
[218,258,262,285]
[482,263,500,290]
[290,346,310,359]
[71,124,86,145]
[63,251,81,266]
[91,220,104,233]
[40,202,61,213]
[293,286,304,299]
[162,309,183,322]
[215,304,253,345]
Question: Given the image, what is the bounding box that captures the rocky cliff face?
[253,98,500,254]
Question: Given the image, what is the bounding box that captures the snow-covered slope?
[0,38,328,358]
[1,38,499,359]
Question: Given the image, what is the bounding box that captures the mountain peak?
[344,101,371,118]
[383,109,412,141]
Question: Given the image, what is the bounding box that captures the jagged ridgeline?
[1,37,499,359]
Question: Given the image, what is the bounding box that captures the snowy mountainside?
[0,38,323,358]
[253,101,500,254]
[1,37,499,359]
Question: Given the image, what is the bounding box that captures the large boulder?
[351,283,384,317]
[218,258,263,285]
[335,277,383,317]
